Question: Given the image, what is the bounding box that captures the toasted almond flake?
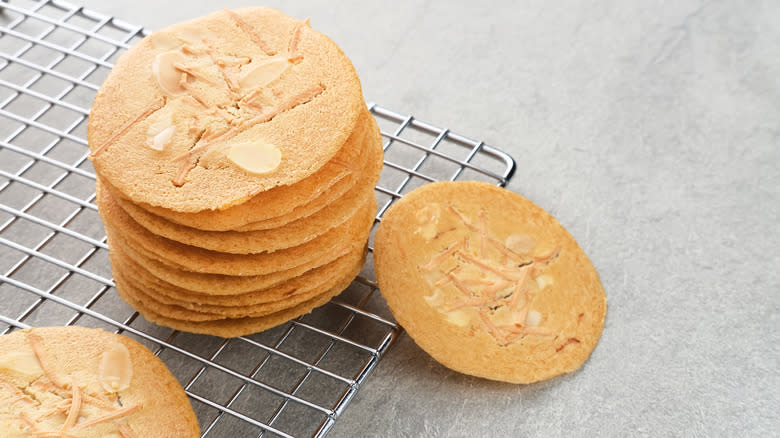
[534,246,560,264]
[419,239,464,272]
[0,351,44,378]
[446,205,478,233]
[479,210,488,258]
[456,251,516,281]
[19,412,41,432]
[0,376,36,405]
[535,274,554,290]
[99,342,133,394]
[226,140,282,175]
[30,381,117,411]
[89,97,165,159]
[288,19,308,56]
[524,309,542,327]
[486,237,527,264]
[60,377,81,431]
[423,289,445,307]
[478,311,506,345]
[181,44,205,56]
[181,82,210,108]
[173,62,217,85]
[447,296,488,312]
[225,9,276,55]
[37,400,71,420]
[444,309,473,327]
[149,125,175,151]
[460,278,495,286]
[118,424,137,438]
[70,404,141,431]
[153,50,189,95]
[508,272,531,310]
[27,333,67,389]
[505,233,536,255]
[447,272,476,297]
[239,57,291,90]
[33,432,78,438]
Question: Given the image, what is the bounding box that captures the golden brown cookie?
[116,107,377,232]
[114,265,359,338]
[0,326,199,437]
[105,127,382,254]
[109,241,365,308]
[115,238,334,295]
[88,7,366,212]
[373,181,606,384]
[97,182,376,276]
[111,245,365,320]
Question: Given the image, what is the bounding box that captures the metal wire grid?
[0,0,515,436]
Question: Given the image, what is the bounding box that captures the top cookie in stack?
[87,7,382,337]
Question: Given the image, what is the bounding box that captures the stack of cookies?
[87,8,382,337]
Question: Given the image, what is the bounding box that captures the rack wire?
[0,0,516,436]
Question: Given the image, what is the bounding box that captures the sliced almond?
[153,50,189,95]
[505,233,536,255]
[99,341,133,393]
[0,351,43,378]
[239,57,291,90]
[535,274,554,290]
[423,289,445,307]
[416,222,437,240]
[524,309,542,327]
[227,140,282,175]
[444,309,473,327]
[148,126,175,151]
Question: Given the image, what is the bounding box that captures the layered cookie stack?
[87,8,382,337]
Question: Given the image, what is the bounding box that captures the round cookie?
[111,245,365,320]
[106,129,382,254]
[88,7,366,212]
[109,241,365,307]
[232,115,382,232]
[115,238,339,295]
[122,107,378,232]
[115,265,359,338]
[97,181,376,276]
[0,326,199,437]
[373,181,606,384]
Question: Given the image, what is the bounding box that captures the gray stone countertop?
[78,1,780,436]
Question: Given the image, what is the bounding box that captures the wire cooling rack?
[0,0,515,436]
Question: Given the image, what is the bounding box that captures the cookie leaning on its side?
[0,326,199,437]
[373,181,606,384]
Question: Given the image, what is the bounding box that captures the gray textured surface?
[36,0,780,436]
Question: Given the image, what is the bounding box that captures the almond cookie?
[115,239,335,295]
[106,127,382,254]
[97,182,376,276]
[373,181,606,384]
[88,7,366,212]
[0,326,199,437]
[109,240,366,308]
[114,263,361,338]
[115,107,378,232]
[111,245,365,321]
